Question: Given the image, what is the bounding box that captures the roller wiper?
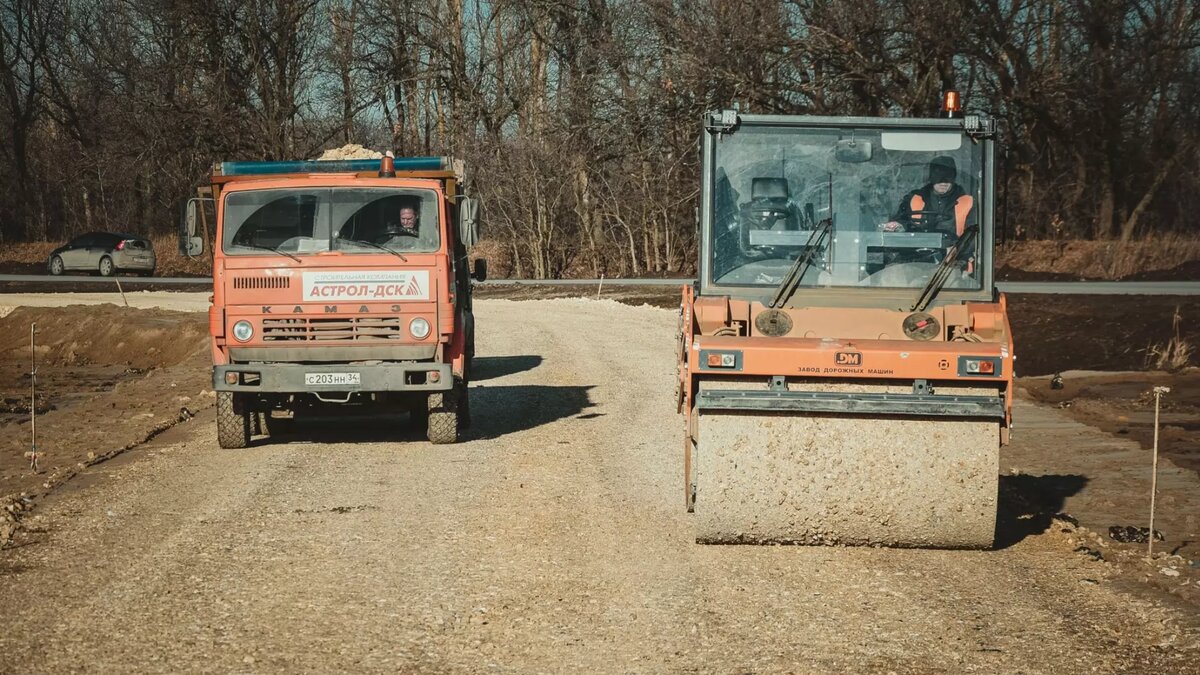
[768,218,832,309]
[341,238,409,262]
[233,242,301,263]
[911,224,979,312]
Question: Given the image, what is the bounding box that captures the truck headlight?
[232,320,254,342]
[409,317,430,339]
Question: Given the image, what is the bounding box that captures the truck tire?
[427,379,464,444]
[217,391,251,449]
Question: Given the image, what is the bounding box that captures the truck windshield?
[709,125,986,291]
[222,188,440,256]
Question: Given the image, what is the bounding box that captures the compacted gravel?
[1,297,1198,673]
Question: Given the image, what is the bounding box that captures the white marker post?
[1148,385,1170,557]
[29,323,38,472]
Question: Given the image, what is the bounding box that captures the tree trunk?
[1120,145,1189,242]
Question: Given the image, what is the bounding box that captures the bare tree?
[0,0,1197,274]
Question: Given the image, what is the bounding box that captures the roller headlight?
[232,320,254,342]
[409,317,431,339]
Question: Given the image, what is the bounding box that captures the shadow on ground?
[471,355,543,382]
[467,384,595,440]
[254,383,595,445]
[994,473,1089,548]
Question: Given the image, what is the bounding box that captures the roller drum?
[694,383,999,548]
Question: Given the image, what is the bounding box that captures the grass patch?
[1144,306,1194,371]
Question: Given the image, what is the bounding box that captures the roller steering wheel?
[901,210,955,234]
[883,212,956,263]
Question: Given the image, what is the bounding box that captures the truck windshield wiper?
[769,218,832,309]
[340,238,408,262]
[911,224,979,312]
[233,242,302,263]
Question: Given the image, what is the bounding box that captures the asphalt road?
[1,274,1197,295]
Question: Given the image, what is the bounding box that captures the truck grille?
[234,276,291,290]
[262,316,406,342]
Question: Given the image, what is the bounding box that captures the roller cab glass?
[709,124,986,291]
[222,188,441,256]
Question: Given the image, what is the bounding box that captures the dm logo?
[835,352,862,367]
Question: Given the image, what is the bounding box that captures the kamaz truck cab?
[182,155,485,447]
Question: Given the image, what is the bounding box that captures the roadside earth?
[0,304,213,541]
[0,297,1197,672]
[0,293,1198,660]
[1023,371,1200,474]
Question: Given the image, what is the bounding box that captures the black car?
[48,232,157,277]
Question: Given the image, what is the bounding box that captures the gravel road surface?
[1,298,1198,672]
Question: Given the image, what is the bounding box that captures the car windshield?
[222,188,440,255]
[709,125,986,290]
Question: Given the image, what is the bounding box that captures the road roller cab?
[678,102,1013,547]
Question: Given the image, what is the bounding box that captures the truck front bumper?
[213,362,453,393]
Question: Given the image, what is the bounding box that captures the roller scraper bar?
[697,389,1006,418]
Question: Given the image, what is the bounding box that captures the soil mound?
[0,305,212,521]
[0,305,208,369]
[316,144,383,161]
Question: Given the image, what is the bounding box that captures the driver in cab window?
[378,202,420,243]
[879,156,974,236]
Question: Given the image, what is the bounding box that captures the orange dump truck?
[181,155,485,447]
[678,101,1013,547]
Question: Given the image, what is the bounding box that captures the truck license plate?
[305,372,361,386]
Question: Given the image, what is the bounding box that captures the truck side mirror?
[458,196,480,248]
[472,258,488,282]
[181,197,210,257]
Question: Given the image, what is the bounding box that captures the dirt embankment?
[467,238,1200,282]
[995,237,1200,281]
[0,305,212,539]
[1007,295,1199,376]
[1023,370,1200,474]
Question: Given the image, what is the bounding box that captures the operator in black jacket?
[879,156,974,236]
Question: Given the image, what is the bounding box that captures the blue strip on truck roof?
[216,157,449,176]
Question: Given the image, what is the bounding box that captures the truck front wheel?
[427,379,465,444]
[217,391,251,449]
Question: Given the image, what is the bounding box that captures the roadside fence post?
[29,323,38,472]
[114,276,129,306]
[1148,385,1170,558]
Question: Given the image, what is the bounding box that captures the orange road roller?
[678,99,1013,547]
